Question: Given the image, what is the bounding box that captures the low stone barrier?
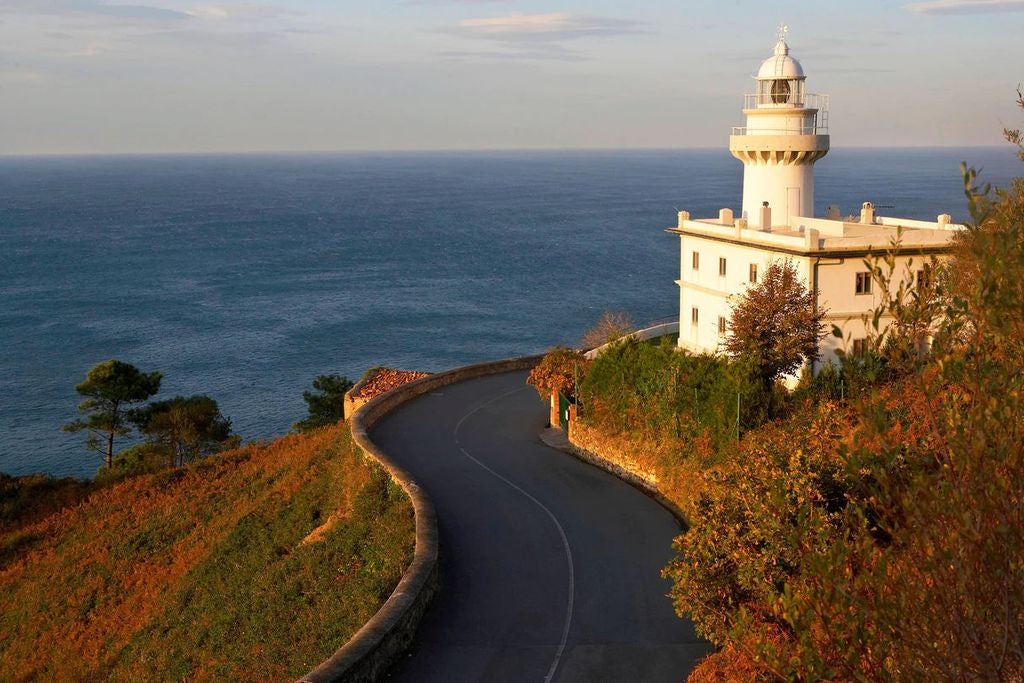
[566,421,689,525]
[584,320,679,360]
[300,354,542,683]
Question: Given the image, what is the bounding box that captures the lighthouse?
[728,28,829,227]
[667,29,963,378]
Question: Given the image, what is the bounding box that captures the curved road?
[374,370,711,682]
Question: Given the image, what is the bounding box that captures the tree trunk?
[106,430,114,470]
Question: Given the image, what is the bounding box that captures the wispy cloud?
[451,11,638,40]
[186,4,291,21]
[907,0,1024,14]
[0,0,192,21]
[439,11,641,61]
[439,46,584,62]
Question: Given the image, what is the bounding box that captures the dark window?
[692,251,700,270]
[852,338,867,357]
[749,264,758,283]
[856,272,872,295]
[691,307,699,326]
[718,316,727,335]
[719,257,727,277]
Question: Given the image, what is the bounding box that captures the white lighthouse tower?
[729,27,829,227]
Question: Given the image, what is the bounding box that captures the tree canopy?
[62,360,162,469]
[293,374,354,432]
[526,346,590,402]
[724,260,826,388]
[131,395,233,468]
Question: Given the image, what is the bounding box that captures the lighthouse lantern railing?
[743,92,828,112]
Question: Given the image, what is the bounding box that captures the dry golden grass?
[0,425,414,681]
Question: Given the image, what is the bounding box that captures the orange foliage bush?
[527,347,590,401]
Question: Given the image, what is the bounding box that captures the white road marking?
[453,386,575,683]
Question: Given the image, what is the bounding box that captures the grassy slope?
[0,425,414,681]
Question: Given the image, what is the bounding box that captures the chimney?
[719,208,734,226]
[826,204,841,220]
[677,210,690,229]
[759,201,772,231]
[937,213,951,229]
[860,202,875,224]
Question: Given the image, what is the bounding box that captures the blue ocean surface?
[0,148,1018,479]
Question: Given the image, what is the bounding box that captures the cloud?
[907,0,1024,14]
[439,11,641,61]
[450,11,639,41]
[439,47,584,62]
[0,0,190,21]
[186,4,290,21]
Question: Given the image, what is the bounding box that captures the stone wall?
[300,355,542,683]
[567,420,688,523]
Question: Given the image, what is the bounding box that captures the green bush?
[94,443,167,485]
[581,338,770,457]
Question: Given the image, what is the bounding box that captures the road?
[374,370,711,682]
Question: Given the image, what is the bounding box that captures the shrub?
[526,347,589,402]
[94,443,167,485]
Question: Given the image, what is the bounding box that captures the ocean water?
[0,148,1017,479]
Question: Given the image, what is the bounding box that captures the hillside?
[0,424,414,681]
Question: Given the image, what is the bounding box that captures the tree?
[62,360,162,470]
[131,395,233,468]
[580,310,635,351]
[724,260,826,390]
[526,346,590,402]
[293,374,354,432]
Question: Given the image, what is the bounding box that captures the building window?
[749,264,758,283]
[692,251,700,270]
[855,272,872,295]
[718,316,727,336]
[691,307,699,326]
[719,257,727,277]
[852,338,867,357]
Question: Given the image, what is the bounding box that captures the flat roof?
[666,213,964,257]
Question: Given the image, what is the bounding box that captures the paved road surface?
[374,370,711,683]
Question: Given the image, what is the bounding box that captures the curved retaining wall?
[565,422,689,526]
[584,320,679,360]
[300,354,542,683]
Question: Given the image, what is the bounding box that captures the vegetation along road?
[373,370,710,682]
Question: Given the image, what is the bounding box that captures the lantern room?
[753,36,806,108]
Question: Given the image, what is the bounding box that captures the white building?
[669,31,963,373]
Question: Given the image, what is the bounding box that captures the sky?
[0,0,1022,154]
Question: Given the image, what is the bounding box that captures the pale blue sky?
[1,0,1021,153]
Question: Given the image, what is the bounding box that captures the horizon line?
[0,143,1012,160]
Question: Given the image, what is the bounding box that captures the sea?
[1,148,1018,479]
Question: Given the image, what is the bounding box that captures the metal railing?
[743,92,829,111]
[731,122,827,136]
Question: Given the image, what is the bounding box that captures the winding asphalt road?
[373,370,711,682]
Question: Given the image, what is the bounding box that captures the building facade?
[670,32,963,374]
